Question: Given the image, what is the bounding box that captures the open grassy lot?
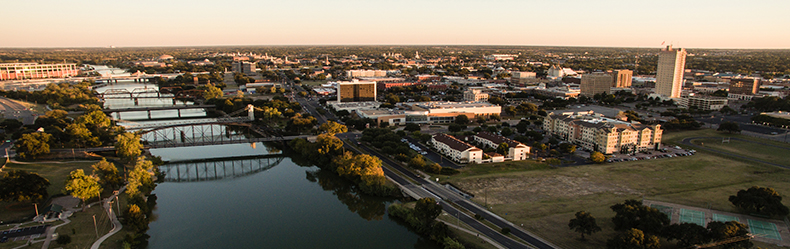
[2,161,98,198]
[0,161,99,222]
[444,129,790,249]
[54,204,114,249]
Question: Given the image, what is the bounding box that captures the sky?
[2,0,789,49]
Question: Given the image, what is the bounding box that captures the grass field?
[0,161,99,223]
[54,204,114,249]
[444,128,790,249]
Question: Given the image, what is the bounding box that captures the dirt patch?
[50,196,81,211]
[453,175,640,205]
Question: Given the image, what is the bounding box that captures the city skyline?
[1,0,789,49]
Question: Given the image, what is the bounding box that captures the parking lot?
[605,146,696,163]
[1,225,48,243]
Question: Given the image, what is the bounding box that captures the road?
[695,114,786,135]
[0,97,38,125]
[341,134,558,249]
[291,80,558,249]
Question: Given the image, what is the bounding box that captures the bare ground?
[454,175,640,205]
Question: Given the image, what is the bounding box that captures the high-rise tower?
[655,45,687,98]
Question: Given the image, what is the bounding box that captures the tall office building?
[655,46,687,98]
[337,79,376,102]
[580,73,613,97]
[612,69,633,88]
[729,77,760,95]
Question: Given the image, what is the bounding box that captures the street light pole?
[93,214,99,238]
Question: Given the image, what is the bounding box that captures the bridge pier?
[134,98,139,106]
[172,98,177,105]
[177,109,182,118]
[147,110,152,119]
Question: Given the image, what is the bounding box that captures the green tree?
[496,143,509,155]
[56,234,72,245]
[455,115,470,125]
[559,143,577,154]
[65,123,100,147]
[126,157,154,197]
[77,110,111,130]
[92,158,122,189]
[606,228,660,249]
[590,151,606,163]
[568,211,602,240]
[706,221,753,249]
[201,83,223,99]
[717,121,741,134]
[63,169,102,210]
[500,127,513,137]
[663,223,710,247]
[115,133,143,162]
[123,204,149,233]
[414,197,443,227]
[404,123,421,132]
[319,121,348,135]
[385,93,400,104]
[728,186,789,216]
[610,199,669,235]
[0,170,50,202]
[15,132,52,159]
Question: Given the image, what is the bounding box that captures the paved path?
[680,137,790,169]
[91,186,126,249]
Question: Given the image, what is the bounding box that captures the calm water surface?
[98,79,437,248]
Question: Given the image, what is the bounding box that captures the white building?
[543,112,663,154]
[463,88,489,102]
[431,133,483,163]
[675,95,728,111]
[346,70,388,78]
[655,45,687,98]
[472,132,530,161]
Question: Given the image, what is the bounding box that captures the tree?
[126,157,154,197]
[559,143,577,154]
[500,127,513,137]
[319,121,348,135]
[123,204,149,233]
[707,221,753,249]
[115,133,143,162]
[610,199,669,235]
[92,158,122,189]
[65,123,100,147]
[455,114,470,125]
[568,211,602,240]
[728,186,789,216]
[414,197,442,227]
[201,83,223,99]
[663,223,710,247]
[590,151,606,163]
[0,170,50,202]
[56,234,72,245]
[77,110,112,130]
[496,143,509,155]
[448,123,463,133]
[404,123,421,132]
[63,169,102,210]
[15,132,52,159]
[606,228,660,249]
[717,121,741,133]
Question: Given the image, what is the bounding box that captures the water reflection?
[305,168,388,221]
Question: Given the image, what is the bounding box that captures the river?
[94,80,439,249]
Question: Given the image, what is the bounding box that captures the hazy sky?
[2,0,788,48]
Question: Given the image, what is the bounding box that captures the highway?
[290,82,558,249]
[0,97,39,125]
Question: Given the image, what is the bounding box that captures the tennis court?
[712,213,739,223]
[679,209,706,226]
[748,219,782,241]
[650,204,673,221]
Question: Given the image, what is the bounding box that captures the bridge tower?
[247,104,254,121]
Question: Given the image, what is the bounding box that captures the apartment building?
[472,132,530,161]
[431,133,483,163]
[543,113,663,154]
[580,73,614,97]
[337,79,377,102]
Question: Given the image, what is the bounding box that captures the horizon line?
[2,44,790,50]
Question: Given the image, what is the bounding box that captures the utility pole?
[93,215,99,238]
[34,203,39,217]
